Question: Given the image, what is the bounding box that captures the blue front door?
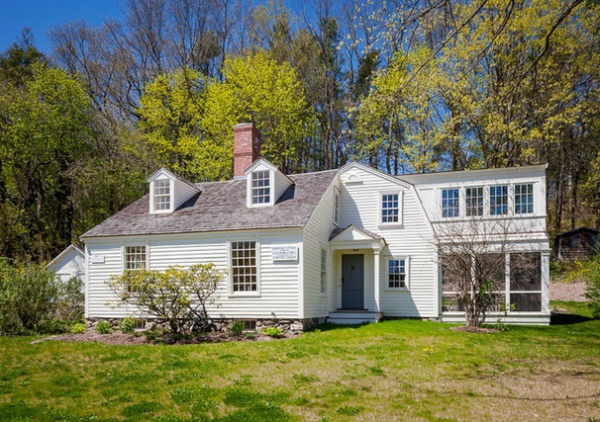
[342,254,364,309]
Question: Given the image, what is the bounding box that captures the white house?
[47,244,85,284]
[81,123,551,329]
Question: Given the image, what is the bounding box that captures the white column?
[373,248,381,313]
[541,251,551,315]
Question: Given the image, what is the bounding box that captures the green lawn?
[1,302,599,422]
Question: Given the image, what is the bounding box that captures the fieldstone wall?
[86,316,328,334]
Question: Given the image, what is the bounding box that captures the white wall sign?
[272,246,298,261]
[90,255,105,264]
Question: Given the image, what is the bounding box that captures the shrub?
[56,276,84,322]
[96,321,112,334]
[231,321,244,334]
[71,323,87,334]
[119,318,135,334]
[262,327,283,338]
[108,263,224,333]
[570,249,600,319]
[0,259,60,335]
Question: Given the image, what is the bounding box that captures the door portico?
[329,225,387,313]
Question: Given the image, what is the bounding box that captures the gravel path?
[550,281,588,302]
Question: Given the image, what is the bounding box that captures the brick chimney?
[233,123,261,178]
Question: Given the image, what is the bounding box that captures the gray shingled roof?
[81,170,338,238]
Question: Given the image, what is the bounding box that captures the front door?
[342,254,364,309]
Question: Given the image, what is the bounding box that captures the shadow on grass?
[307,322,370,333]
[550,312,593,325]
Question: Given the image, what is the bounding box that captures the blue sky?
[0,0,124,54]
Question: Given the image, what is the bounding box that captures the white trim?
[246,168,275,208]
[384,255,410,291]
[121,243,149,272]
[378,190,403,227]
[228,239,261,297]
[47,244,84,268]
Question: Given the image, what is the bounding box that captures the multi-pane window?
[441,189,460,218]
[125,246,147,270]
[153,179,171,211]
[381,194,399,223]
[515,184,534,214]
[231,241,257,292]
[465,187,484,217]
[489,185,508,216]
[388,259,406,288]
[320,249,327,294]
[251,171,270,204]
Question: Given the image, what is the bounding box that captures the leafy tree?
[108,263,223,333]
[202,50,315,174]
[0,63,95,261]
[137,67,228,182]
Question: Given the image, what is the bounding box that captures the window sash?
[441,189,460,218]
[125,246,146,270]
[154,179,171,211]
[231,241,257,292]
[489,185,508,216]
[465,187,484,217]
[381,194,399,224]
[251,171,271,204]
[388,259,406,288]
[515,184,534,214]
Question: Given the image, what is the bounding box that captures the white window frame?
[150,177,173,214]
[514,183,534,215]
[333,188,340,227]
[489,184,509,216]
[386,256,409,290]
[441,188,460,219]
[320,247,327,294]
[379,191,403,227]
[465,186,484,217]
[122,245,148,272]
[247,169,274,208]
[229,240,260,296]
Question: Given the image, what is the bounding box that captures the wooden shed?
[554,227,599,261]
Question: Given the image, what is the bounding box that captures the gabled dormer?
[147,168,200,214]
[245,158,293,208]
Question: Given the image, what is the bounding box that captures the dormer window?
[154,179,171,211]
[147,168,200,215]
[252,170,271,204]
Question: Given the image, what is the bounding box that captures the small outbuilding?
[554,227,599,261]
[47,244,85,284]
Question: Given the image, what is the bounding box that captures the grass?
[0,302,599,421]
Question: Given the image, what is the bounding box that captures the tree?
[108,263,223,333]
[437,218,540,328]
[0,63,95,261]
[202,50,315,174]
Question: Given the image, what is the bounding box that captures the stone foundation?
[86,316,328,334]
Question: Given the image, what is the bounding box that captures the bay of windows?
[441,184,535,218]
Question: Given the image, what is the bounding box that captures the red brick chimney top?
[233,123,262,178]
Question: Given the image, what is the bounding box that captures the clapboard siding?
[86,229,302,319]
[302,174,338,318]
[338,166,438,318]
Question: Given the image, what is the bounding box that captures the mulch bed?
[31,331,298,346]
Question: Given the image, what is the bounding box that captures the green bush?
[71,323,87,334]
[231,321,244,334]
[0,259,60,335]
[262,327,283,338]
[96,321,112,335]
[569,249,600,319]
[119,318,135,334]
